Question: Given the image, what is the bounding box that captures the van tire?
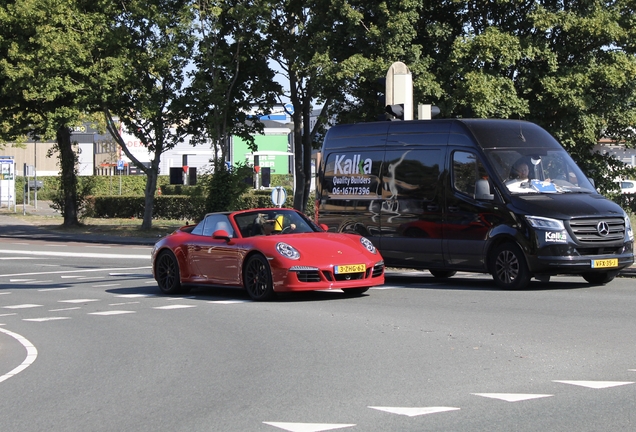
[490,243,530,290]
[582,272,616,285]
[429,270,457,278]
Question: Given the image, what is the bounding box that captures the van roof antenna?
[518,125,526,142]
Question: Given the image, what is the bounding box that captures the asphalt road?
[0,237,635,431]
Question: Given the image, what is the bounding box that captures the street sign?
[117,159,124,171]
[271,186,287,208]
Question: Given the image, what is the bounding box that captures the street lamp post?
[34,136,38,210]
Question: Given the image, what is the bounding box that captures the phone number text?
[331,187,371,195]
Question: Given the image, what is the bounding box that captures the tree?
[411,1,636,192]
[0,0,116,226]
[183,0,280,173]
[102,0,196,230]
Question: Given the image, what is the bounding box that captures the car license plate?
[335,264,366,274]
[591,258,618,269]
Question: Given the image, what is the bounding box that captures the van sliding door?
[378,149,445,268]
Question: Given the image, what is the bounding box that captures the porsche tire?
[342,287,369,297]
[155,250,186,295]
[244,254,275,301]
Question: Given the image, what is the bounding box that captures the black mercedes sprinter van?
[316,119,634,289]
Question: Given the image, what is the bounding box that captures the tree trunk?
[56,125,80,227]
[141,157,160,230]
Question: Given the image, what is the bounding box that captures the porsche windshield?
[485,148,596,195]
[233,209,320,237]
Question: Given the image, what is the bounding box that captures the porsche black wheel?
[429,270,457,279]
[582,272,616,285]
[490,242,530,290]
[155,250,186,295]
[342,287,369,297]
[244,254,275,301]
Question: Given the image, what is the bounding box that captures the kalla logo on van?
[545,231,567,243]
[334,154,372,175]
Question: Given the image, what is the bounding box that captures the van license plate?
[335,264,366,274]
[591,259,618,269]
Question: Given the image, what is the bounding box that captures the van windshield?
[484,149,596,195]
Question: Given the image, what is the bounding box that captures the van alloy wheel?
[490,243,530,290]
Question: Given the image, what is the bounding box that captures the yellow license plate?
[335,264,366,274]
[591,259,618,269]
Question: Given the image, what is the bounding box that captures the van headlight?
[525,215,565,230]
[626,215,634,241]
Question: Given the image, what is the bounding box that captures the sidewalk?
[0,201,156,246]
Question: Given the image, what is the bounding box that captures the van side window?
[382,149,442,202]
[452,151,489,198]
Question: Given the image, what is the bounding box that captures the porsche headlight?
[276,242,300,260]
[360,237,377,254]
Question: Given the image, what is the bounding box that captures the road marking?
[60,275,82,279]
[0,292,11,295]
[89,310,136,316]
[109,302,140,306]
[3,304,42,309]
[9,279,35,282]
[368,406,460,417]
[0,249,148,259]
[153,305,197,310]
[0,327,38,383]
[0,266,151,278]
[23,317,71,322]
[0,313,17,317]
[0,257,40,260]
[49,307,81,311]
[92,284,121,288]
[39,288,67,292]
[115,294,153,298]
[471,393,553,402]
[262,422,356,432]
[552,380,634,389]
[58,299,100,304]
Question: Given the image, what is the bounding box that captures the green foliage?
[50,175,96,220]
[203,161,254,215]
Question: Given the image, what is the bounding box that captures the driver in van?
[509,161,530,181]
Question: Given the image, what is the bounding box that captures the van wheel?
[429,270,457,279]
[582,272,616,285]
[490,243,530,290]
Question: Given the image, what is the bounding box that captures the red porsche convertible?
[151,208,385,300]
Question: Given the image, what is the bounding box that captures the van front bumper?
[527,242,634,275]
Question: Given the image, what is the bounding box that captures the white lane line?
[0,327,38,383]
[0,266,151,278]
[471,393,553,402]
[0,257,40,260]
[263,422,356,432]
[0,292,11,295]
[0,313,17,317]
[115,294,153,298]
[145,280,156,284]
[0,250,148,260]
[49,307,81,312]
[39,288,68,292]
[23,317,71,322]
[60,276,82,279]
[10,242,30,245]
[368,406,460,417]
[552,380,634,389]
[89,311,136,316]
[92,284,120,288]
[3,304,42,309]
[58,299,100,304]
[109,302,140,306]
[9,279,35,282]
[24,280,53,284]
[85,246,112,249]
[153,305,196,310]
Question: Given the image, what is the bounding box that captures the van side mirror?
[475,179,494,201]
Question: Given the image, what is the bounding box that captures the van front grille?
[568,217,625,244]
